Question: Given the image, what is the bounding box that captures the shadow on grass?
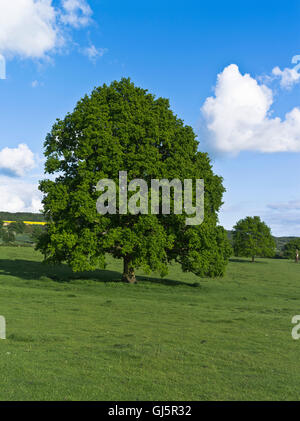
[0,259,199,288]
[230,258,270,264]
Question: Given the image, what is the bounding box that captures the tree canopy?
[232,216,276,262]
[0,221,20,244]
[8,222,26,235]
[0,212,44,222]
[38,78,232,282]
[283,238,300,260]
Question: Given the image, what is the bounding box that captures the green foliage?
[227,229,298,254]
[0,221,27,245]
[282,238,300,259]
[8,221,26,235]
[0,212,44,222]
[0,220,4,242]
[233,216,276,261]
[0,221,16,244]
[273,236,297,252]
[1,229,16,244]
[38,78,231,279]
[31,226,45,243]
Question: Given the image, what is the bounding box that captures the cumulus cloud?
[31,80,44,88]
[272,65,300,89]
[263,212,300,237]
[0,0,59,58]
[0,177,42,212]
[267,200,300,211]
[264,200,300,236]
[0,0,93,59]
[0,144,36,177]
[218,199,300,237]
[82,45,107,62]
[61,0,92,28]
[202,64,300,154]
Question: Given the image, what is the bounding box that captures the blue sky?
[0,0,300,236]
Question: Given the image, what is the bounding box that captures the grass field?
[0,246,299,401]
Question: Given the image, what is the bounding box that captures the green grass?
[0,246,299,401]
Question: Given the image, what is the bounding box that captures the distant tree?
[37,78,232,283]
[0,212,45,222]
[0,221,26,245]
[233,216,276,262]
[8,222,26,236]
[0,220,3,241]
[31,226,44,244]
[1,230,16,244]
[0,221,15,244]
[283,238,300,260]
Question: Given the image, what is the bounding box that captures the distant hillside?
[273,236,298,252]
[0,217,297,251]
[0,212,45,222]
[227,230,297,252]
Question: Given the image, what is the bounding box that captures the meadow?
[0,246,299,401]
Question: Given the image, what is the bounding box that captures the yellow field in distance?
[4,221,46,226]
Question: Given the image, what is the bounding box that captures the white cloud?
[218,199,300,237]
[202,64,300,154]
[263,212,300,237]
[31,80,44,88]
[0,0,59,58]
[272,65,300,89]
[0,144,36,177]
[0,0,93,59]
[264,200,300,236]
[61,0,92,28]
[0,176,42,212]
[267,200,300,211]
[83,45,107,61]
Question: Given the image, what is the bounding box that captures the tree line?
[0,221,44,245]
[0,212,45,222]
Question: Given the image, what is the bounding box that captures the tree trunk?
[122,255,137,283]
[252,256,255,263]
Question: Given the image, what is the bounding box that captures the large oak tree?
[38,78,231,282]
